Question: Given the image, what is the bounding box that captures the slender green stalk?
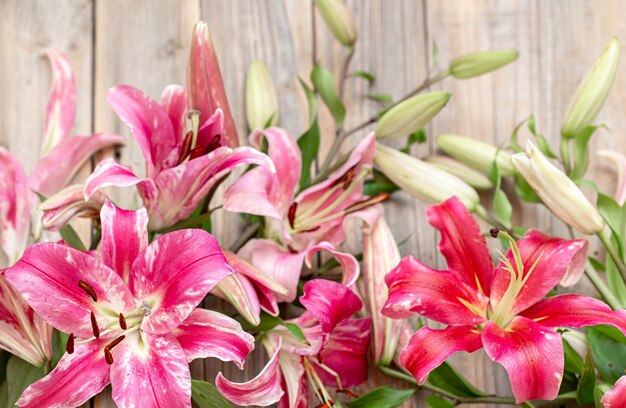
[560,138,571,174]
[598,229,626,283]
[585,259,623,309]
[156,206,221,234]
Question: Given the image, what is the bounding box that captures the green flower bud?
[375,92,450,139]
[561,38,620,139]
[313,0,357,47]
[425,155,493,189]
[436,134,515,176]
[449,50,519,79]
[246,60,279,130]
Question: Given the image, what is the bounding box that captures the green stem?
[156,207,221,234]
[598,229,626,284]
[585,259,623,309]
[560,138,571,174]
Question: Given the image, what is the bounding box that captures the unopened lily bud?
[449,50,519,79]
[436,134,515,176]
[376,92,450,139]
[40,184,106,231]
[512,142,605,234]
[246,61,279,130]
[374,143,480,210]
[313,0,357,47]
[425,155,493,189]
[561,38,620,139]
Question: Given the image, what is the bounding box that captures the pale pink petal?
[16,335,112,408]
[238,239,306,302]
[40,184,105,231]
[300,279,362,333]
[276,342,307,408]
[187,22,238,147]
[427,196,494,295]
[84,158,157,206]
[212,273,262,326]
[30,133,126,197]
[6,243,135,337]
[130,229,233,334]
[160,84,188,145]
[598,150,626,205]
[216,337,284,406]
[490,229,588,314]
[482,316,564,403]
[41,49,76,156]
[110,331,191,408]
[0,148,31,263]
[602,375,626,407]
[173,308,254,368]
[383,256,488,325]
[305,242,360,287]
[399,325,482,384]
[316,317,371,388]
[100,201,148,283]
[225,250,288,299]
[107,85,177,176]
[521,294,626,335]
[224,167,284,220]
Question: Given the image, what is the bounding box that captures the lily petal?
[0,148,31,263]
[225,250,288,301]
[602,375,626,407]
[300,279,362,333]
[223,167,284,220]
[160,85,188,146]
[173,308,254,368]
[41,49,76,156]
[399,325,482,384]
[100,201,148,284]
[482,316,564,403]
[490,229,588,314]
[427,196,494,295]
[17,335,112,408]
[30,133,126,197]
[130,229,233,334]
[212,273,262,326]
[305,242,360,287]
[110,331,191,408]
[6,243,135,337]
[598,150,626,205]
[383,256,488,325]
[84,158,158,205]
[40,184,105,231]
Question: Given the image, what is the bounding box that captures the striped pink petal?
[0,148,31,264]
[300,279,362,333]
[602,375,626,407]
[305,242,360,287]
[160,85,188,146]
[84,158,158,205]
[40,184,105,231]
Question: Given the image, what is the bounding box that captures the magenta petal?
[300,279,362,333]
[110,331,191,408]
[84,158,158,205]
[482,316,564,403]
[30,133,126,197]
[521,294,626,335]
[427,196,494,295]
[399,325,482,384]
[383,256,487,325]
[215,337,284,406]
[160,85,188,146]
[130,229,233,334]
[305,242,360,287]
[41,49,76,156]
[100,201,148,283]
[6,243,135,337]
[107,85,177,176]
[0,148,31,263]
[173,308,254,368]
[602,375,626,407]
[17,335,112,408]
[490,229,589,315]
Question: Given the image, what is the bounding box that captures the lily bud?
[313,0,357,47]
[40,184,106,231]
[376,92,450,139]
[512,142,605,234]
[425,155,493,190]
[436,134,515,176]
[561,38,620,139]
[449,50,519,79]
[374,143,480,210]
[246,61,279,130]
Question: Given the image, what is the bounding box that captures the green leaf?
[351,70,375,85]
[595,384,610,408]
[563,338,584,375]
[51,329,69,369]
[311,64,345,127]
[488,156,512,229]
[363,169,399,196]
[527,116,557,159]
[367,94,394,106]
[510,117,527,153]
[0,381,7,408]
[0,352,10,385]
[346,386,414,408]
[401,129,427,152]
[573,178,600,190]
[6,356,46,407]
[299,78,318,126]
[284,322,307,343]
[425,395,456,408]
[576,350,597,405]
[427,361,487,397]
[297,120,321,190]
[255,312,284,332]
[191,379,233,408]
[597,193,626,256]
[587,325,626,383]
[571,125,602,179]
[59,224,87,251]
[514,173,542,203]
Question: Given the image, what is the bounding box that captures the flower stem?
[585,259,623,309]
[597,229,626,284]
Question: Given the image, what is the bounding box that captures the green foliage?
[59,224,87,251]
[576,351,596,406]
[364,169,399,196]
[587,325,626,383]
[311,64,346,127]
[488,155,512,229]
[425,395,456,408]
[351,70,376,85]
[427,361,486,398]
[346,386,414,408]
[191,379,233,408]
[6,356,46,407]
[297,78,321,190]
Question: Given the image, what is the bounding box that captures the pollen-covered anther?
[104,348,114,365]
[90,311,100,339]
[490,228,500,238]
[106,335,126,351]
[345,192,389,214]
[119,313,127,330]
[288,202,298,229]
[177,131,193,163]
[66,333,75,354]
[315,399,334,407]
[338,388,359,398]
[78,280,98,302]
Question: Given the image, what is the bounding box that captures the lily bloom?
[84,85,273,231]
[224,128,382,300]
[602,376,626,407]
[383,196,626,403]
[5,201,254,407]
[216,279,370,407]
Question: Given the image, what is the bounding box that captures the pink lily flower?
[216,279,370,407]
[40,184,106,231]
[5,201,254,407]
[598,150,626,205]
[383,196,626,403]
[224,128,383,300]
[602,375,626,407]
[84,84,273,231]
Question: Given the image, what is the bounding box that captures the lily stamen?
[106,335,126,351]
[119,313,127,330]
[104,348,114,365]
[66,333,75,354]
[90,311,100,339]
[78,280,98,302]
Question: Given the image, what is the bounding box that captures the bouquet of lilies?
[3,1,626,407]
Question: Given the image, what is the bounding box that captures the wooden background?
[2,0,626,406]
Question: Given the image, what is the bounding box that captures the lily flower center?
[176,110,222,164]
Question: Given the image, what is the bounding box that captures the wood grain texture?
[3,1,626,407]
